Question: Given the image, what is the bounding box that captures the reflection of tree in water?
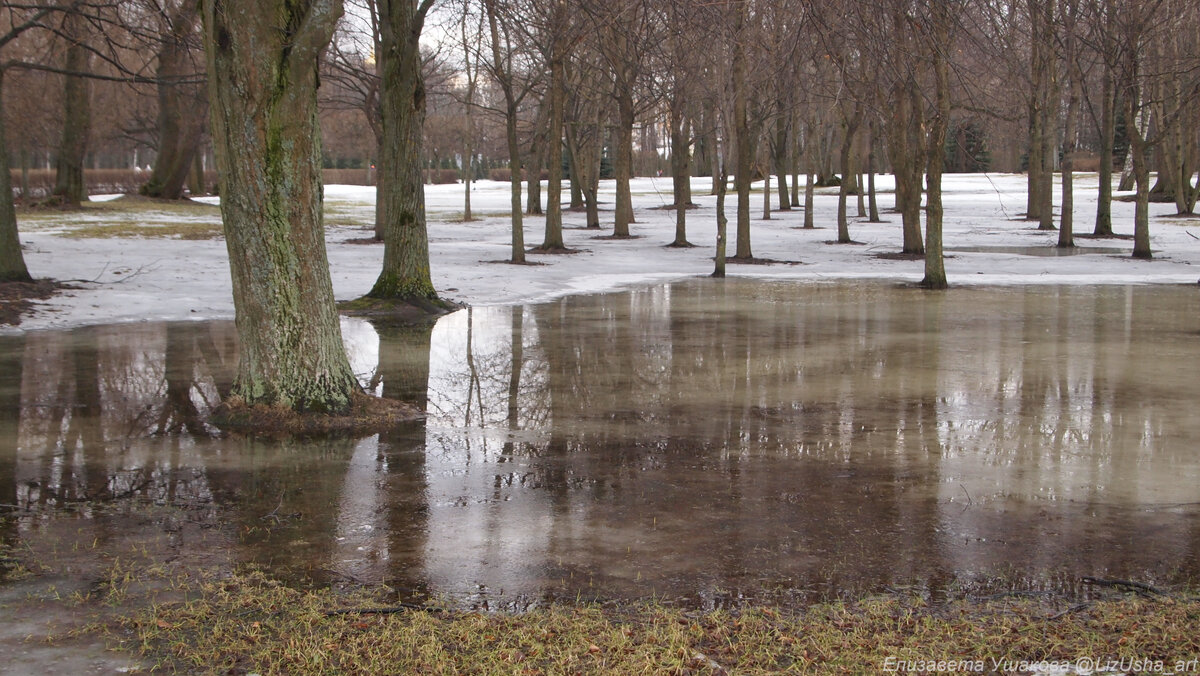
[419,283,1200,603]
[0,335,24,566]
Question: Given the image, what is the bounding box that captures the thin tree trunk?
[541,45,566,250]
[1094,59,1115,236]
[867,120,881,222]
[804,172,815,229]
[203,0,360,412]
[714,158,728,277]
[613,90,635,236]
[774,117,790,211]
[921,7,951,290]
[669,104,692,246]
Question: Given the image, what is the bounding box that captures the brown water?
[3,280,1200,611]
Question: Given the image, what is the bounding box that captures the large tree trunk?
[142,6,206,200]
[887,78,924,254]
[52,10,90,207]
[0,71,33,282]
[202,0,359,413]
[368,0,439,303]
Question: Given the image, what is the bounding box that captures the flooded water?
[2,280,1200,610]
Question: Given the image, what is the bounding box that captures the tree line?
[1,0,1198,415]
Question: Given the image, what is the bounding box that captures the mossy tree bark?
[52,9,90,207]
[367,0,440,303]
[202,0,360,413]
[0,70,33,282]
[142,5,207,200]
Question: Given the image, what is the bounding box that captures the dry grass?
[114,572,1200,675]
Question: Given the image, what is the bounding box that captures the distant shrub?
[428,169,460,184]
[9,169,217,200]
[488,168,549,182]
[323,168,374,186]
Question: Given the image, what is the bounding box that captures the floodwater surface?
[2,280,1200,610]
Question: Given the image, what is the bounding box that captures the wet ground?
[2,280,1200,619]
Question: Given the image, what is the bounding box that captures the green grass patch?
[117,572,1200,675]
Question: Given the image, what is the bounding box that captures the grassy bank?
[116,572,1200,675]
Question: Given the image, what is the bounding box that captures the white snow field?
[8,172,1200,333]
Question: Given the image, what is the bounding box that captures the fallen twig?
[324,602,431,616]
[1081,576,1166,597]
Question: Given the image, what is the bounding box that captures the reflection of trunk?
[0,71,33,281]
[159,323,203,434]
[0,336,23,537]
[53,11,91,206]
[224,436,357,581]
[143,6,206,200]
[68,328,108,500]
[507,308,523,430]
[373,319,434,412]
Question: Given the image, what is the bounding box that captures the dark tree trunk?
[887,78,925,254]
[731,3,752,259]
[0,71,33,282]
[202,0,360,413]
[368,0,439,303]
[52,11,90,207]
[541,42,566,250]
[142,6,206,200]
[713,159,728,278]
[867,120,881,222]
[1094,60,1115,236]
[837,104,862,244]
[669,104,692,246]
[613,89,635,237]
[773,117,790,211]
[921,7,951,290]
